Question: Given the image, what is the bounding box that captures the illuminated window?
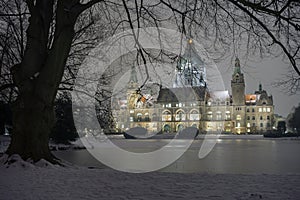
[263,107,266,112]
[207,111,213,120]
[130,110,134,114]
[247,123,250,127]
[207,101,211,106]
[247,129,250,133]
[236,115,241,121]
[225,111,231,120]
[190,110,200,121]
[175,110,185,121]
[259,108,262,112]
[137,113,142,122]
[162,111,172,121]
[267,108,271,112]
[237,122,241,127]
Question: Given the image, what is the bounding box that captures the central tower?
[174,39,206,88]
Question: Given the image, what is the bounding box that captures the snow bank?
[0,159,299,200]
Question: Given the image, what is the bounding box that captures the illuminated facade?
[112,41,274,134]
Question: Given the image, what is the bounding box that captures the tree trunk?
[6,0,79,163]
[7,98,56,162]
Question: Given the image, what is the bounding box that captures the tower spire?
[234,57,241,74]
[128,66,138,89]
[259,82,262,92]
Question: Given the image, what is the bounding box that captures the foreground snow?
[0,155,300,200]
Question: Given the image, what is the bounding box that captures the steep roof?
[157,86,207,103]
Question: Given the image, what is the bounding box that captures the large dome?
[174,39,206,88]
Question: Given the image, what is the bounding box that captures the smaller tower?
[127,66,139,109]
[128,65,138,89]
[231,58,245,106]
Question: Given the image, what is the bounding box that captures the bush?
[50,92,78,144]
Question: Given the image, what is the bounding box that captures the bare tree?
[1,0,106,162]
[0,0,298,163]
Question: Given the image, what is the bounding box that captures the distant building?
[112,40,274,134]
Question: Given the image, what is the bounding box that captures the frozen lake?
[53,136,300,174]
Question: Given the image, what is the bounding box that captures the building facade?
[112,40,274,134]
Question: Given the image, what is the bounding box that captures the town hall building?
[112,40,274,134]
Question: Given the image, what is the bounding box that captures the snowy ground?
[0,155,300,200]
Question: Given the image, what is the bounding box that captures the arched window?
[207,111,213,120]
[163,124,171,132]
[177,124,184,131]
[175,110,185,121]
[190,110,200,121]
[162,110,172,121]
[137,113,142,122]
[145,113,150,121]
